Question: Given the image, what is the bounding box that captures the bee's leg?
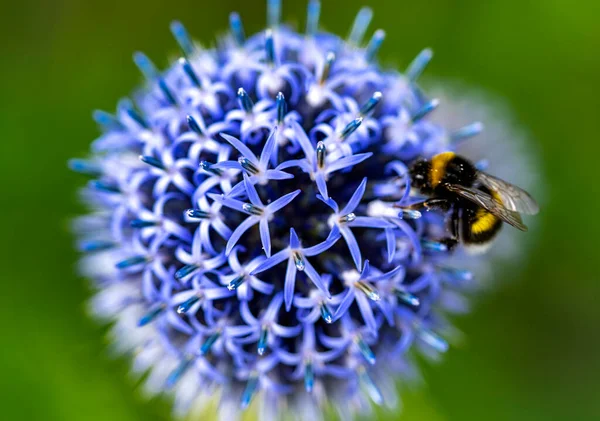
[448,206,460,240]
[441,207,461,251]
[396,198,452,212]
[422,205,460,253]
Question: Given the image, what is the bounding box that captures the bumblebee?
[404,152,539,251]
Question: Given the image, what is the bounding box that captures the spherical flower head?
[70,1,526,419]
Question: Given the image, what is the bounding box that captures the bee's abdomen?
[462,206,503,245]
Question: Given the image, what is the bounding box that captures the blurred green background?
[1,0,599,420]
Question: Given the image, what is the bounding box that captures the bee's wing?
[476,172,539,215]
[445,184,528,231]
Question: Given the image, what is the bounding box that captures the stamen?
[418,328,449,353]
[241,374,259,409]
[355,281,380,301]
[92,110,123,130]
[265,29,276,66]
[395,289,420,307]
[319,51,335,84]
[293,252,305,271]
[267,0,281,28]
[90,180,120,194]
[451,122,484,142]
[229,12,246,46]
[158,79,177,105]
[421,239,448,252]
[130,219,157,229]
[185,209,210,219]
[339,213,356,223]
[347,7,373,46]
[133,51,158,80]
[170,21,195,57]
[359,91,382,117]
[165,357,193,389]
[68,159,102,176]
[316,141,326,169]
[339,117,363,140]
[276,92,286,125]
[175,264,199,280]
[139,155,165,170]
[305,0,321,36]
[398,209,422,219]
[176,294,200,314]
[365,30,385,62]
[179,58,201,87]
[320,303,333,324]
[238,157,259,175]
[78,240,115,252]
[242,203,264,216]
[187,115,205,136]
[199,161,223,176]
[237,88,254,113]
[200,331,221,355]
[257,327,269,356]
[227,275,245,291]
[354,335,376,365]
[406,48,433,82]
[475,159,488,171]
[304,361,314,392]
[116,255,148,269]
[439,267,473,282]
[411,99,439,122]
[138,304,166,326]
[358,367,383,405]
[125,106,149,129]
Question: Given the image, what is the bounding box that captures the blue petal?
[284,259,298,311]
[208,193,247,213]
[315,173,329,200]
[333,289,355,322]
[326,152,372,174]
[259,218,272,257]
[259,129,278,168]
[349,216,394,229]
[385,228,396,263]
[265,169,294,180]
[315,194,338,212]
[289,227,301,249]
[225,216,259,255]
[291,120,315,161]
[341,177,368,215]
[265,292,285,320]
[243,174,263,206]
[302,225,340,256]
[355,292,378,332]
[251,249,290,275]
[340,226,362,270]
[268,189,301,213]
[304,259,331,299]
[220,133,258,164]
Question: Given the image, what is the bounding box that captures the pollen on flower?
[71,0,490,419]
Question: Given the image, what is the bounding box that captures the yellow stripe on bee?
[471,191,503,235]
[471,208,499,235]
[430,152,455,187]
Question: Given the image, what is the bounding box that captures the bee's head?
[409,158,432,192]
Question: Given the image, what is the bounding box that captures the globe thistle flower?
[70,1,524,419]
